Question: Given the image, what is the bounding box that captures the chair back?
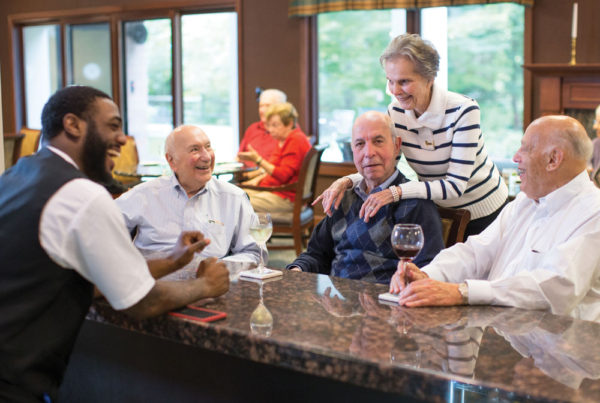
[19,128,41,158]
[112,136,140,185]
[437,206,471,247]
[297,144,328,207]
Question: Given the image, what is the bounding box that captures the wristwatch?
[458,282,469,305]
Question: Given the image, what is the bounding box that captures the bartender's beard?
[82,120,112,184]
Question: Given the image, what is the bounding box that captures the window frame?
[308,6,533,168]
[8,0,243,141]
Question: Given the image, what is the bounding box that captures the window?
[22,25,61,129]
[317,3,524,168]
[16,7,239,166]
[317,9,406,163]
[181,12,239,162]
[123,19,173,164]
[66,23,112,96]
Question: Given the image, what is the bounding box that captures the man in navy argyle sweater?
[287,111,444,284]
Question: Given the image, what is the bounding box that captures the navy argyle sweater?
[288,171,444,284]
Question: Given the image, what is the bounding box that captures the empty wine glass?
[250,281,273,337]
[391,224,424,275]
[249,213,273,273]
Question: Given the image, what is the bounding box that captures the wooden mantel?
[523,63,600,118]
[523,63,600,75]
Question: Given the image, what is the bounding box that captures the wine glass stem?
[401,258,412,284]
[259,242,265,273]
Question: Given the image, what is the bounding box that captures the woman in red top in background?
[238,102,311,213]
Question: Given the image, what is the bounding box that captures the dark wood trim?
[172,10,183,127]
[406,9,420,34]
[111,15,122,108]
[523,5,533,128]
[236,0,244,141]
[9,20,25,132]
[299,15,317,138]
[522,63,600,74]
[7,1,235,23]
[59,23,67,92]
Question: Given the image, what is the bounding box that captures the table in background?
[60,264,600,402]
[113,161,256,184]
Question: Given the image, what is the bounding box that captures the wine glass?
[391,224,424,276]
[249,213,273,273]
[250,281,273,336]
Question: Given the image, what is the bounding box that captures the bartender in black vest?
[0,86,230,402]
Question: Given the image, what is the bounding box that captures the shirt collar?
[355,169,400,200]
[170,173,211,199]
[402,83,447,131]
[46,145,79,169]
[535,170,592,213]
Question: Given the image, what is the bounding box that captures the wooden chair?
[19,128,41,158]
[112,135,140,186]
[437,206,471,247]
[240,144,327,256]
[3,132,25,167]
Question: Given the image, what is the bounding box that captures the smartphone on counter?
[169,305,227,323]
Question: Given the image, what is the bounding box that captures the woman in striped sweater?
[317,34,508,237]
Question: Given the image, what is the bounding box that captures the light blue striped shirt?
[116,174,262,264]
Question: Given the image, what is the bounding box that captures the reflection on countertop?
[87,268,600,402]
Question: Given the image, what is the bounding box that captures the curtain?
[289,0,533,17]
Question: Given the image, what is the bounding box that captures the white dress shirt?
[40,146,155,310]
[423,171,600,321]
[115,174,262,264]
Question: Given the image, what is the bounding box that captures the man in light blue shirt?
[116,125,262,274]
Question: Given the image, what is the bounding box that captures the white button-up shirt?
[116,175,262,266]
[423,171,600,321]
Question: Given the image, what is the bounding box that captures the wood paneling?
[524,63,600,119]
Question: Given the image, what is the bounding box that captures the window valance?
[289,0,533,17]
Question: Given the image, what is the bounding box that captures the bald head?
[165,125,215,196]
[513,115,591,200]
[165,125,206,157]
[529,115,591,164]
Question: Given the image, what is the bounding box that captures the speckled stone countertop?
[87,263,600,402]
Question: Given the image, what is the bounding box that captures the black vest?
[0,148,94,402]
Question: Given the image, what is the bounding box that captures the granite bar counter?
[60,264,600,402]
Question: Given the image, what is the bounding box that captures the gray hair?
[380,34,439,81]
[259,88,287,104]
[354,111,397,140]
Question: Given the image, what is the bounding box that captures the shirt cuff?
[285,263,303,271]
[465,279,493,305]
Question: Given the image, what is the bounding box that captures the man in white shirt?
[389,115,600,322]
[0,86,229,402]
[116,125,262,273]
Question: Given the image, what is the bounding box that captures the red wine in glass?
[393,245,422,259]
[391,224,424,276]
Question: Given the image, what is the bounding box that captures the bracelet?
[389,186,400,202]
[256,157,263,166]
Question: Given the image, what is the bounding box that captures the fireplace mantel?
[523,63,600,75]
[524,63,600,117]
